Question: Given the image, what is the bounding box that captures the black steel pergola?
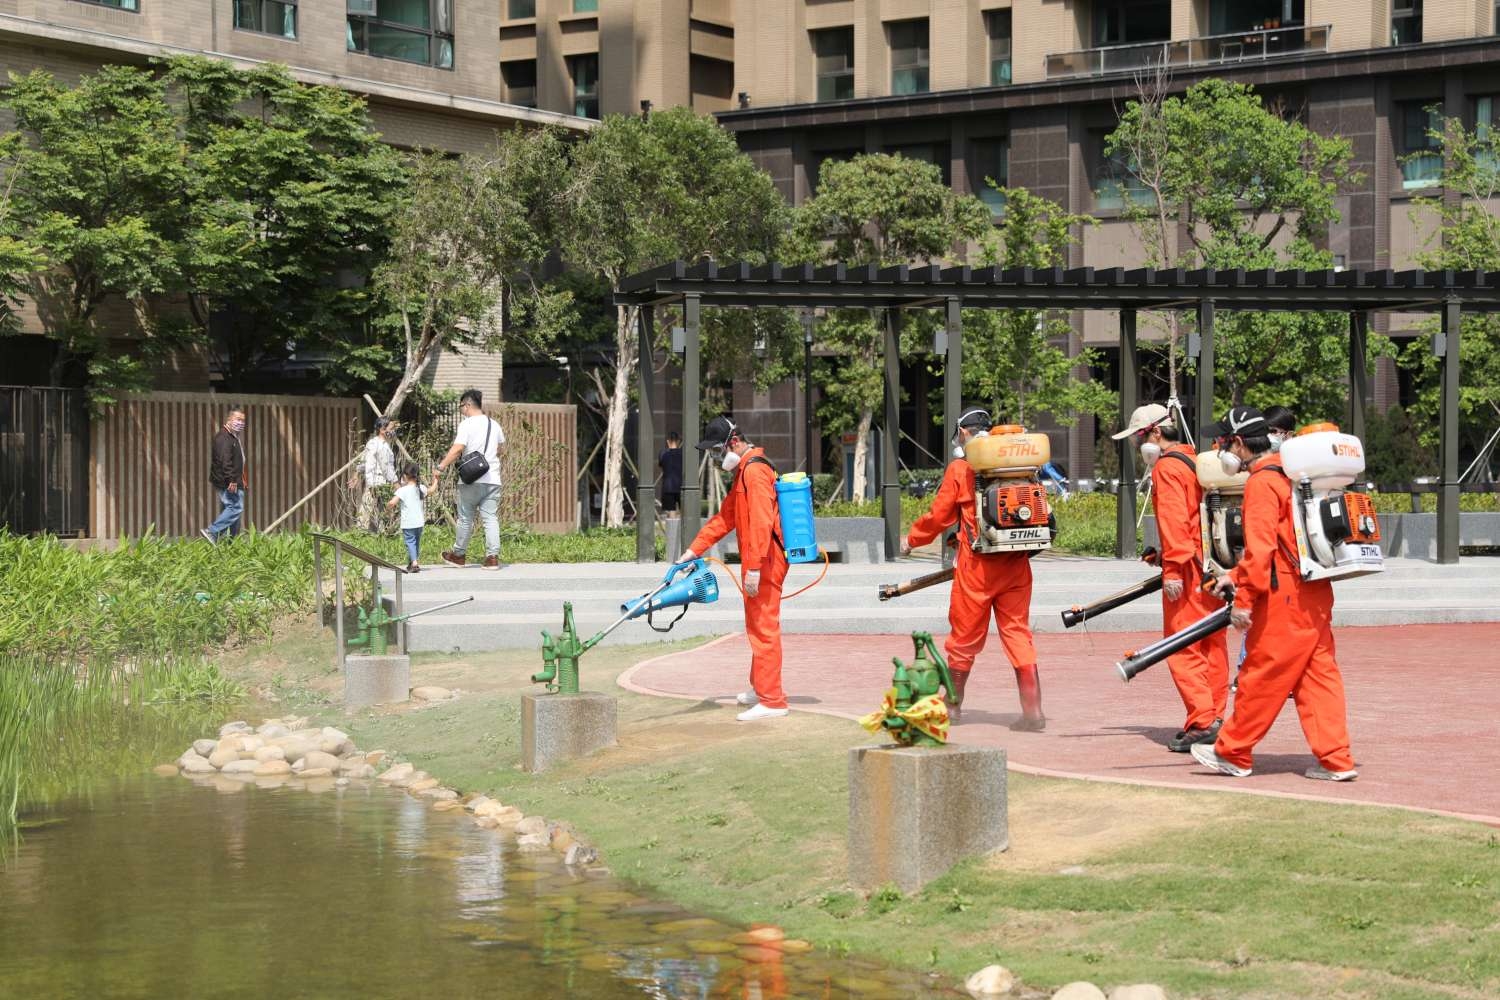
[617,262,1500,565]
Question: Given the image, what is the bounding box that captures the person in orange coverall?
[900,407,1044,730]
[1114,403,1230,751]
[1192,405,1358,782]
[675,415,790,722]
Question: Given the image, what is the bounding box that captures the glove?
[744,570,761,598]
[1162,577,1184,601]
[899,538,912,557]
[1230,606,1252,631]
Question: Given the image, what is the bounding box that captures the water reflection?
[1,776,960,1000]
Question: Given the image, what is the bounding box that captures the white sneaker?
[1305,765,1359,782]
[734,692,759,707]
[199,528,216,544]
[1190,742,1252,777]
[736,704,788,722]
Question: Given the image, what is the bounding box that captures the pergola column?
[942,298,963,567]
[635,306,657,562]
[882,309,901,561]
[1438,298,1461,564]
[680,294,702,545]
[1349,311,1369,443]
[1195,299,1216,437]
[1117,309,1138,559]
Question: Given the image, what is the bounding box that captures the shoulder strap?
[1159,450,1197,474]
[743,455,777,474]
[482,418,492,451]
[1250,463,1284,478]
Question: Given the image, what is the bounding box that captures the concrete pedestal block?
[848,744,1008,893]
[521,692,618,773]
[344,654,410,710]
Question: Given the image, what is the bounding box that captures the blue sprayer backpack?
[743,457,820,564]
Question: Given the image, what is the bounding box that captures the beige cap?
[1111,403,1171,440]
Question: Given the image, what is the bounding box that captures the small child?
[386,463,437,572]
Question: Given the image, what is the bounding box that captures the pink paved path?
[620,624,1500,826]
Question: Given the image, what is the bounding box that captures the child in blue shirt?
[386,462,437,572]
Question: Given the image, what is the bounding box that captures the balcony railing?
[1045,23,1331,80]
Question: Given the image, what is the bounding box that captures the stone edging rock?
[161,717,602,870]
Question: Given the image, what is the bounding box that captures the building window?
[348,0,454,68]
[1091,134,1151,210]
[971,138,1008,215]
[507,0,536,17]
[812,27,855,102]
[569,54,599,119]
[889,20,929,96]
[1392,0,1422,45]
[71,0,137,9]
[573,0,599,11]
[1093,0,1170,46]
[1399,101,1442,190]
[1476,95,1497,171]
[502,60,538,109]
[235,0,296,39]
[987,10,1012,86]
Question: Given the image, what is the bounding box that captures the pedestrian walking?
[437,389,505,570]
[659,431,683,517]
[201,406,247,544]
[386,462,437,572]
[355,417,399,531]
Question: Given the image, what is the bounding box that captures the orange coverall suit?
[1153,444,1230,732]
[687,448,790,710]
[906,459,1042,719]
[1214,455,1356,772]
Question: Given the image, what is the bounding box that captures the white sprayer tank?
[1279,427,1367,489]
[1195,451,1250,492]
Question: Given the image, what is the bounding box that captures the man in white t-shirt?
[436,388,505,569]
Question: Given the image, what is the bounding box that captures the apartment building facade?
[720,0,1500,475]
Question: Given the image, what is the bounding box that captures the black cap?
[1204,405,1268,441]
[696,415,738,451]
[955,407,992,435]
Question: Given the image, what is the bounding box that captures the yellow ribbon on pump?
[858,689,951,744]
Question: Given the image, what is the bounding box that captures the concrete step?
[397,557,1500,652]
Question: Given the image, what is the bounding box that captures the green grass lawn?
[228,635,1500,1000]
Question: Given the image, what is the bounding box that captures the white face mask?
[720,449,741,473]
[1268,432,1286,453]
[1140,442,1161,467]
[1219,449,1243,476]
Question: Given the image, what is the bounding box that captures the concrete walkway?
[619,624,1500,826]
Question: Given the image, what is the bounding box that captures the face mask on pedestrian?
[229,418,245,433]
[720,449,741,473]
[1218,447,1243,476]
[1268,432,1286,453]
[1140,441,1162,466]
[952,428,987,460]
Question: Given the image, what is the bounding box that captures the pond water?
[1,775,961,1000]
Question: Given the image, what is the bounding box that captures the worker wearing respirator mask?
[901,407,1045,730]
[674,416,790,722]
[1114,403,1230,752]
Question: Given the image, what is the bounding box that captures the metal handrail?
[310,532,408,666]
[1044,23,1332,80]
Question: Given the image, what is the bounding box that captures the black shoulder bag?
[457,419,493,485]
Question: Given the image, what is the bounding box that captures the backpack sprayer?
[967,425,1056,555]
[1281,423,1383,582]
[533,559,720,694]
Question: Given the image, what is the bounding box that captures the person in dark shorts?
[659,430,683,516]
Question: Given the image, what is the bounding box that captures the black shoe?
[1167,719,1221,753]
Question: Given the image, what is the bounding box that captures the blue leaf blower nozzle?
[622,558,719,622]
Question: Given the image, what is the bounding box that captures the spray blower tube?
[619,558,720,632]
[1115,585,1235,683]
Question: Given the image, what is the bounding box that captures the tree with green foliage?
[564,107,788,528]
[160,57,407,393]
[961,186,1114,426]
[1107,78,1363,416]
[1,65,191,404]
[1403,113,1500,474]
[372,127,574,419]
[0,134,46,336]
[785,153,992,498]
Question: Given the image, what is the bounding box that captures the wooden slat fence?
[90,392,362,538]
[90,393,579,538]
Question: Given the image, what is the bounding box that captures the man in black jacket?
[201,407,247,543]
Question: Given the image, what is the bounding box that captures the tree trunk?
[601,304,639,529]
[382,326,439,418]
[851,406,873,501]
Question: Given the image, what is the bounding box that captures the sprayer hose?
[707,550,830,601]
